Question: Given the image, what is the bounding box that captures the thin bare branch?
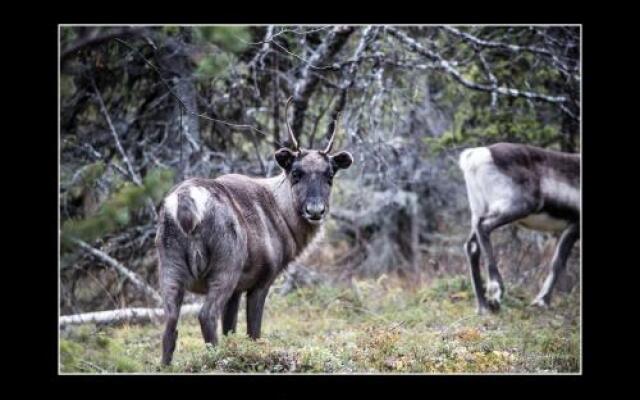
[323,26,378,147]
[292,26,355,137]
[386,27,568,104]
[442,26,557,59]
[91,79,142,186]
[114,38,282,148]
[61,27,144,63]
[71,238,162,306]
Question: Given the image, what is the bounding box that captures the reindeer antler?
[324,113,340,154]
[284,96,299,151]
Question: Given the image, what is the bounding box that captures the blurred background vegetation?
[59,25,580,321]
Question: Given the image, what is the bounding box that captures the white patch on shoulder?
[189,186,210,224]
[164,192,179,221]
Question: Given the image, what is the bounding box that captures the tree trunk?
[291,26,355,143]
[157,32,201,179]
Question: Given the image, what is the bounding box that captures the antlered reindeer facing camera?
[459,142,580,315]
[155,98,353,365]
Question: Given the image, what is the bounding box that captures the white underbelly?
[517,213,569,232]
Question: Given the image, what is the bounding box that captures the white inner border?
[58,23,582,376]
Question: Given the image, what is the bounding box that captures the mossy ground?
[59,275,580,374]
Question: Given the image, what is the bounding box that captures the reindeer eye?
[291,169,303,183]
[325,170,334,184]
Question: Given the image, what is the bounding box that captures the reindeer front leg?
[465,230,489,314]
[222,291,242,335]
[475,221,503,313]
[475,205,534,312]
[246,286,270,339]
[531,223,579,308]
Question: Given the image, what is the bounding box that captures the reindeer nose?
[305,202,325,219]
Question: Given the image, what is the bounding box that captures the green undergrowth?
[60,275,580,374]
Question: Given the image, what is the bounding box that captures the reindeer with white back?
[458,142,580,314]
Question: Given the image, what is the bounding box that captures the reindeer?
[155,98,353,365]
[459,142,580,314]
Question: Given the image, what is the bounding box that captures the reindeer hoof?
[486,299,501,313]
[530,297,549,309]
[477,303,500,315]
[477,300,501,314]
[484,280,503,313]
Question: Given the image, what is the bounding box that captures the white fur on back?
[459,147,519,221]
[164,192,179,221]
[188,186,210,224]
[164,184,211,228]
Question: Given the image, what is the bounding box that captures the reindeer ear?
[275,148,296,171]
[330,151,353,171]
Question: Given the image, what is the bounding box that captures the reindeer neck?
[258,173,321,255]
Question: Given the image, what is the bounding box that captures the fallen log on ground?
[59,304,202,327]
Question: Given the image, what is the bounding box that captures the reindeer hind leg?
[531,223,579,308]
[160,282,184,366]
